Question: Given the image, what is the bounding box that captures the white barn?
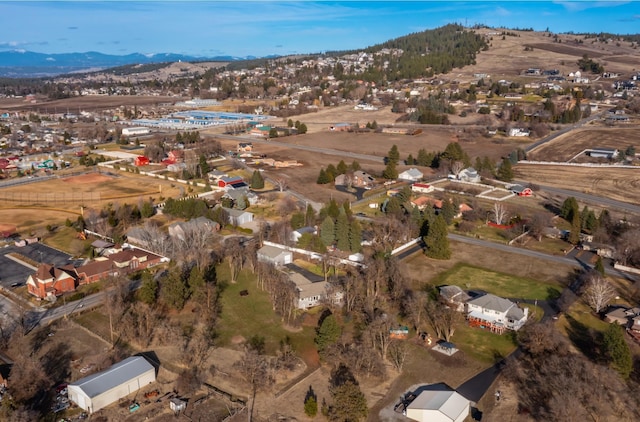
[406,389,470,422]
[122,127,150,137]
[68,356,156,414]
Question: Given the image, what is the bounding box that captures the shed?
[406,389,470,422]
[170,397,187,413]
[67,356,156,414]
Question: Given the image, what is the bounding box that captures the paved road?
[530,182,640,215]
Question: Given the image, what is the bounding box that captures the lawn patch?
[453,323,518,364]
[431,263,561,301]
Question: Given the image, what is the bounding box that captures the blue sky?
[1,1,639,57]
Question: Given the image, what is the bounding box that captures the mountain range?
[0,50,262,77]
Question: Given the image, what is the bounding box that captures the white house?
[257,245,293,267]
[466,293,528,333]
[398,168,424,182]
[67,356,156,414]
[508,128,530,137]
[406,389,470,422]
[222,207,254,226]
[457,167,481,183]
[411,183,435,194]
[290,226,317,243]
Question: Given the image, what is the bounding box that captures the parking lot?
[0,243,80,289]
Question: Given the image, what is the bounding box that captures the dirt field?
[0,95,180,113]
[514,164,640,205]
[528,127,640,162]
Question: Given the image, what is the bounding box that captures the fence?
[0,191,101,203]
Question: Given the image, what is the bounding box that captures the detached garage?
[406,389,470,422]
[68,356,156,414]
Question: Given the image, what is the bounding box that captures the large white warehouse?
[122,127,150,136]
[68,356,156,414]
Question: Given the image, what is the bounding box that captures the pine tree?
[320,216,335,247]
[305,203,316,227]
[595,257,605,276]
[569,211,581,245]
[439,199,457,225]
[349,219,362,253]
[382,160,398,179]
[603,323,633,379]
[351,160,361,171]
[315,314,341,355]
[406,154,415,165]
[138,274,158,305]
[337,160,348,175]
[304,395,318,417]
[496,157,514,182]
[317,168,330,184]
[335,210,350,251]
[388,144,400,164]
[424,214,451,259]
[251,170,265,189]
[561,197,579,222]
[326,164,337,182]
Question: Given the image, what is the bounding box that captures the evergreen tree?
[320,216,336,247]
[384,196,403,218]
[335,210,350,251]
[382,160,398,179]
[424,214,451,259]
[317,168,330,184]
[138,273,158,305]
[351,160,361,171]
[337,160,348,175]
[349,219,362,253]
[439,199,457,224]
[326,164,337,182]
[315,314,341,355]
[305,203,316,227]
[417,148,433,167]
[496,157,514,182]
[198,154,210,176]
[561,197,579,222]
[251,170,265,189]
[603,323,633,379]
[406,153,415,165]
[328,364,367,421]
[162,267,188,310]
[326,199,340,220]
[304,395,318,417]
[569,211,581,245]
[595,257,605,277]
[291,212,306,230]
[388,144,400,164]
[441,142,465,162]
[140,200,155,218]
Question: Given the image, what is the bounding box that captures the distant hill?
[0,50,258,77]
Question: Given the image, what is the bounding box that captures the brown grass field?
[0,171,185,233]
[528,127,640,162]
[514,164,640,205]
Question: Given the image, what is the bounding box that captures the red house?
[75,259,119,285]
[134,156,150,166]
[217,176,245,188]
[26,264,77,299]
[510,185,533,197]
[107,248,163,271]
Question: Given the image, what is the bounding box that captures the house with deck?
[466,293,528,334]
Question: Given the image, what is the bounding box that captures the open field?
[528,127,640,162]
[0,95,180,113]
[0,171,185,233]
[514,164,640,205]
[431,263,562,301]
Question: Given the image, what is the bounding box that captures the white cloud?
[553,1,631,12]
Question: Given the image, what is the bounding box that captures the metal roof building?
[406,389,470,422]
[68,356,156,414]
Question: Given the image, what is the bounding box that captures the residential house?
[398,168,424,182]
[26,264,77,299]
[249,126,271,138]
[237,142,253,152]
[411,196,440,211]
[329,123,352,132]
[167,162,186,173]
[290,226,317,243]
[457,167,481,183]
[581,241,616,259]
[207,169,228,183]
[466,293,529,333]
[168,217,220,241]
[222,207,254,226]
[222,187,258,205]
[411,183,434,194]
[257,245,293,267]
[353,170,375,188]
[289,271,335,309]
[439,285,471,312]
[508,128,530,137]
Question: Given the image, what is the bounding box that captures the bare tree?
[235,349,274,422]
[426,301,462,341]
[450,160,464,176]
[584,273,616,313]
[388,340,409,371]
[225,237,244,282]
[493,202,508,225]
[274,178,288,192]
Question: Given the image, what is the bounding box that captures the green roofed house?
[67,356,156,414]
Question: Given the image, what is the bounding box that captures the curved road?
[530,182,640,215]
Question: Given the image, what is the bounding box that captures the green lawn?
[216,264,317,357]
[454,323,518,364]
[431,263,561,301]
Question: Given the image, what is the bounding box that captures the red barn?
[134,156,150,166]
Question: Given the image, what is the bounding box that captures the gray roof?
[407,390,469,421]
[69,356,154,398]
[439,285,470,303]
[258,245,291,259]
[401,168,423,178]
[467,293,516,313]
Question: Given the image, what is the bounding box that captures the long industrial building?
[67,356,156,414]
